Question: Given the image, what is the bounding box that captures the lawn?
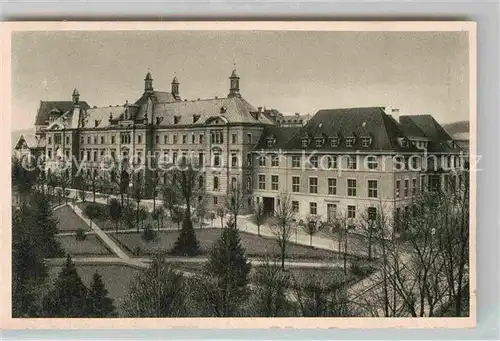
[56,234,112,256]
[111,228,343,261]
[54,206,90,232]
[47,264,140,316]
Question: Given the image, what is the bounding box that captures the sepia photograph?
[4,21,476,329]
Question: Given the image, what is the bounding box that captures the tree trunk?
[310,234,312,246]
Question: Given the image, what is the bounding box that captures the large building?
[20,69,466,231]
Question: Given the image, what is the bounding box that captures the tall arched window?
[231,177,237,190]
[213,176,219,191]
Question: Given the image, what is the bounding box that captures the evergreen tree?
[85,271,116,317]
[201,224,251,316]
[42,255,88,317]
[122,254,186,317]
[12,206,48,317]
[30,192,63,258]
[170,217,200,256]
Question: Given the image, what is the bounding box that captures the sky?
[11,30,469,132]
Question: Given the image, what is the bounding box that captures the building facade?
[29,69,465,231]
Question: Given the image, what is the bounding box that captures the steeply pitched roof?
[81,106,127,128]
[35,101,90,126]
[254,126,301,150]
[283,107,417,152]
[153,96,275,125]
[14,134,44,150]
[399,115,452,141]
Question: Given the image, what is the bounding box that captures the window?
[271,175,279,190]
[172,152,178,164]
[301,138,308,148]
[396,180,401,198]
[267,138,274,147]
[137,135,142,144]
[345,138,355,147]
[231,177,237,190]
[213,176,219,191]
[198,175,204,188]
[137,151,143,164]
[347,156,357,170]
[330,138,339,147]
[367,156,378,170]
[48,136,52,144]
[213,197,218,205]
[367,207,377,221]
[404,179,409,197]
[368,180,378,198]
[80,150,84,160]
[328,178,337,195]
[310,202,317,215]
[111,151,115,159]
[100,136,105,144]
[47,149,52,158]
[259,155,266,166]
[66,136,70,144]
[198,152,204,166]
[191,134,195,144]
[93,151,98,161]
[87,136,91,144]
[80,136,84,144]
[246,133,252,144]
[246,153,252,166]
[394,156,404,171]
[411,156,419,170]
[315,138,323,148]
[213,151,221,167]
[292,156,301,168]
[246,177,252,191]
[100,149,105,158]
[231,153,238,167]
[174,116,181,124]
[347,179,357,196]
[310,156,318,168]
[258,175,266,190]
[211,130,224,144]
[292,176,300,192]
[87,151,91,161]
[412,178,417,196]
[292,201,299,213]
[173,135,178,144]
[271,154,279,167]
[182,135,187,144]
[199,134,204,144]
[111,136,115,144]
[164,135,169,144]
[361,137,371,148]
[309,177,318,194]
[54,134,62,144]
[232,133,237,144]
[327,156,337,169]
[347,205,356,219]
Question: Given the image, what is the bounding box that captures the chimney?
[384,106,400,122]
[258,107,263,113]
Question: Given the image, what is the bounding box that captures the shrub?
[142,224,157,242]
[132,246,142,256]
[349,261,372,278]
[75,228,87,241]
[122,205,136,230]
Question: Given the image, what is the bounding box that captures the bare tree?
[131,172,144,233]
[160,172,178,219]
[224,180,244,229]
[251,201,266,237]
[270,193,296,270]
[195,196,208,229]
[170,158,201,223]
[302,214,323,246]
[216,205,226,229]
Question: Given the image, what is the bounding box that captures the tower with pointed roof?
[72,88,80,105]
[228,68,241,98]
[171,76,180,100]
[144,71,153,94]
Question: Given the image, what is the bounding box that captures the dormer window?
[361,137,372,148]
[267,138,275,148]
[301,138,309,148]
[220,106,227,114]
[400,138,408,148]
[345,137,355,147]
[174,116,181,124]
[315,138,324,148]
[330,138,339,147]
